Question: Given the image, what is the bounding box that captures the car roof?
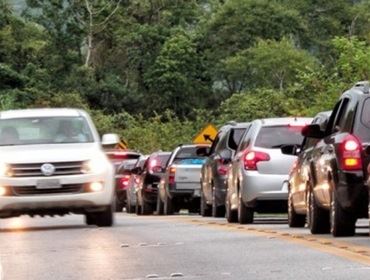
[259,117,313,126]
[220,121,250,130]
[0,108,87,119]
[314,111,332,119]
[178,144,211,149]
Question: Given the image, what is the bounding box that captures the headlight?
[0,162,10,177]
[82,157,108,174]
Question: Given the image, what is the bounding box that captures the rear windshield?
[157,154,171,168]
[255,125,304,149]
[173,146,209,164]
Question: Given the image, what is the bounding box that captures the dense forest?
[1,0,370,153]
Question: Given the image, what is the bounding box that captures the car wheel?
[141,194,154,215]
[135,194,142,216]
[226,195,238,223]
[200,191,211,217]
[164,195,174,215]
[212,188,225,218]
[330,188,355,237]
[115,196,124,213]
[126,191,135,214]
[307,187,330,234]
[288,189,305,228]
[94,205,114,227]
[85,213,95,225]
[238,193,253,224]
[156,194,164,215]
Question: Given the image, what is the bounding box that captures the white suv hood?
[0,143,103,164]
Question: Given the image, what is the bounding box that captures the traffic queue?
[0,81,368,239]
[114,81,370,237]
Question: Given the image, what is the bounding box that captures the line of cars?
[115,81,370,238]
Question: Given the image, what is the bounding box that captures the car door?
[313,98,351,207]
[293,117,327,211]
[202,131,222,202]
[228,124,254,208]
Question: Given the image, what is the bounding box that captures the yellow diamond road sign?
[117,139,128,150]
[193,124,218,144]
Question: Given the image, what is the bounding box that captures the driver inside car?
[54,120,87,143]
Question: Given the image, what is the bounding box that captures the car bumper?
[0,172,114,215]
[241,171,288,205]
[337,171,368,215]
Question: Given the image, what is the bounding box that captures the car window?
[255,125,304,149]
[0,117,93,146]
[154,154,171,168]
[361,98,370,129]
[325,101,342,135]
[229,127,247,150]
[335,98,350,132]
[173,146,209,164]
[209,132,220,155]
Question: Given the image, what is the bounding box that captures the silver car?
[226,117,312,224]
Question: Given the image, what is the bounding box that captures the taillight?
[217,159,229,176]
[169,166,176,185]
[339,134,362,171]
[243,151,270,170]
[119,175,130,190]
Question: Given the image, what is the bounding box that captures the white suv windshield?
[0,117,94,146]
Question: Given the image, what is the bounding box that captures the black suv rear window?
[255,126,304,149]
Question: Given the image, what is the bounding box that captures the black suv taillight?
[339,134,362,171]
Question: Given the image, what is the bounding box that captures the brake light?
[243,151,270,170]
[119,175,130,190]
[108,152,127,160]
[339,135,362,171]
[169,166,176,185]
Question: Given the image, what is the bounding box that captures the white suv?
[0,108,117,227]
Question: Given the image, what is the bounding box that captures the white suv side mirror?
[102,133,120,146]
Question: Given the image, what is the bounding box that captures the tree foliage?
[3,0,370,153]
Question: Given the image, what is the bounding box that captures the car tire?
[141,195,154,215]
[85,213,95,225]
[330,188,355,237]
[308,188,330,234]
[94,205,114,227]
[288,189,305,228]
[238,194,253,224]
[164,195,174,215]
[115,197,124,213]
[200,191,211,217]
[226,196,238,223]
[135,195,142,216]
[156,194,164,215]
[212,189,225,218]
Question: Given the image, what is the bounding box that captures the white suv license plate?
[36,179,61,189]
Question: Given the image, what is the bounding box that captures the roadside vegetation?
[2,0,370,153]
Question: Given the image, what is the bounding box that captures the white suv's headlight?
[82,157,108,174]
[0,162,10,177]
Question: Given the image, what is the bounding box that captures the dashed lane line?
[130,215,370,266]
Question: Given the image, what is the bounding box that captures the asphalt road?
[0,213,370,280]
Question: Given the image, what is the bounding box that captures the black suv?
[200,122,250,217]
[301,81,370,236]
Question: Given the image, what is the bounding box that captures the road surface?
[0,213,369,279]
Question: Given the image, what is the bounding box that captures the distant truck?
[157,144,210,215]
[0,108,117,227]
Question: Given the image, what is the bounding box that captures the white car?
[0,108,117,227]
